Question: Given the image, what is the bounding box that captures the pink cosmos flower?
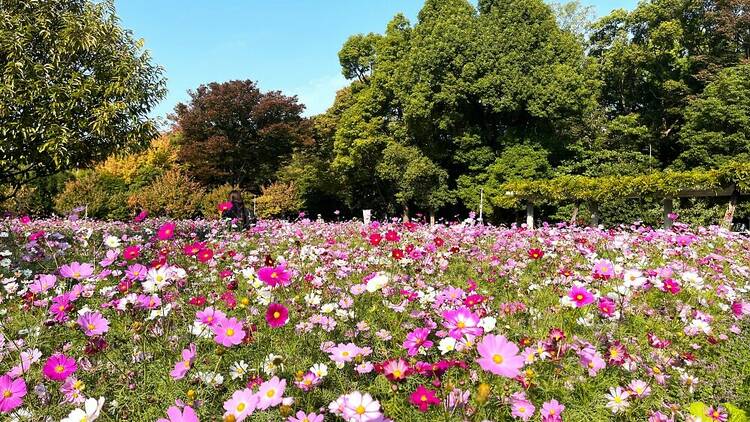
[476,334,525,378]
[77,312,109,337]
[732,301,750,318]
[158,222,176,240]
[266,303,289,328]
[510,393,535,421]
[222,388,259,421]
[592,259,614,279]
[295,372,321,391]
[30,274,56,294]
[7,349,41,378]
[379,358,410,382]
[403,328,433,356]
[59,262,94,280]
[125,263,148,281]
[409,385,440,412]
[157,405,200,422]
[42,353,77,381]
[212,317,245,347]
[579,348,606,376]
[627,379,651,398]
[342,391,382,422]
[568,286,594,307]
[218,201,233,212]
[442,307,483,339]
[288,411,324,422]
[0,375,26,413]
[256,376,286,410]
[662,278,681,294]
[328,343,362,364]
[541,399,565,422]
[170,343,197,380]
[196,307,226,327]
[258,265,291,287]
[134,210,148,223]
[49,294,73,321]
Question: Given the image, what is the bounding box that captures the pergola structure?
[497,162,749,229]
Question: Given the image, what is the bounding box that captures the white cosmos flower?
[61,396,105,422]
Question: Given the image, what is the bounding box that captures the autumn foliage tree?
[172,80,310,191]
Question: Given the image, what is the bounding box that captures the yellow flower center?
[273,312,281,319]
[610,348,618,357]
[356,405,366,415]
[614,397,622,403]
[73,272,81,278]
[226,328,235,336]
[420,395,427,402]
[236,402,245,412]
[575,294,584,301]
[519,407,526,413]
[2,390,11,398]
[87,323,95,330]
[271,272,278,279]
[55,364,65,373]
[492,354,504,364]
[342,351,349,357]
[183,361,191,368]
[266,388,276,398]
[392,370,402,378]
[549,409,556,415]
[456,321,466,329]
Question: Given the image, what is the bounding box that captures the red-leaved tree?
[172,80,310,191]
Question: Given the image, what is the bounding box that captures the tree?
[0,0,166,200]
[338,33,381,83]
[377,143,453,221]
[678,64,750,168]
[172,80,309,191]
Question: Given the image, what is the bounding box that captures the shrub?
[128,169,206,219]
[54,170,131,220]
[254,182,303,219]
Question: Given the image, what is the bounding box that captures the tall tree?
[172,80,309,191]
[0,0,166,200]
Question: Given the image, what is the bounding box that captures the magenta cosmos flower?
[441,307,483,339]
[42,353,77,381]
[77,312,110,337]
[403,328,433,356]
[158,222,176,240]
[157,405,199,422]
[476,334,525,378]
[59,262,94,280]
[409,385,440,412]
[212,317,245,347]
[123,245,140,261]
[265,303,289,328]
[0,375,26,414]
[568,286,595,307]
[592,259,615,279]
[258,265,291,287]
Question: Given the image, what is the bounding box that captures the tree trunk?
[722,188,740,229]
[570,202,579,225]
[589,202,600,227]
[429,209,436,226]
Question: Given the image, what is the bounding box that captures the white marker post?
[363,209,371,226]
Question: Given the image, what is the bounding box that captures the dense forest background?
[3,0,750,226]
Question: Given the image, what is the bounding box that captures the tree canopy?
[0,0,166,199]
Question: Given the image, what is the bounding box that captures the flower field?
[1,216,749,421]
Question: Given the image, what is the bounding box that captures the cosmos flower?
[266,303,289,328]
[441,307,483,339]
[156,405,200,422]
[77,312,109,337]
[0,375,26,413]
[222,388,258,421]
[212,317,245,347]
[59,262,94,280]
[42,353,77,381]
[568,286,594,307]
[342,391,382,422]
[157,222,176,240]
[476,334,525,378]
[258,265,291,287]
[170,344,197,380]
[403,328,433,356]
[409,385,440,412]
[256,376,286,410]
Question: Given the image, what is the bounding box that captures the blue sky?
[114,0,638,120]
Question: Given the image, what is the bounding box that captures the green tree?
[678,64,750,168]
[338,33,381,83]
[0,0,166,200]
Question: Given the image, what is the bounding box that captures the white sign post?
[363,209,372,226]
